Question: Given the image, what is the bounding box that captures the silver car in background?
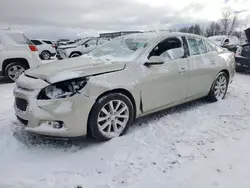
[14,32,235,141]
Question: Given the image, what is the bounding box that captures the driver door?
[141,37,189,112]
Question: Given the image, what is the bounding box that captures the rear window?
[42,40,52,44]
[6,33,32,45]
[31,40,42,45]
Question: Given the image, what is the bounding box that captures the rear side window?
[196,38,207,54]
[42,40,52,44]
[187,36,200,55]
[31,40,42,45]
[6,33,32,45]
[206,40,223,53]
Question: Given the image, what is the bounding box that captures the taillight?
[235,47,242,57]
[29,45,38,52]
[52,44,56,48]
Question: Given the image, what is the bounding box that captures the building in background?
[99,31,142,38]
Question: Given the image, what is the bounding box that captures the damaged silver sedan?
[14,32,235,141]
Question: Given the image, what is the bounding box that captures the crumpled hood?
[25,57,126,83]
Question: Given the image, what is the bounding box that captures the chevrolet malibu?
[14,32,235,141]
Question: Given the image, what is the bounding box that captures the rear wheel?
[41,51,51,60]
[5,62,27,82]
[207,72,229,102]
[89,93,134,141]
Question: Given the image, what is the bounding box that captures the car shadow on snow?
[132,98,207,128]
[0,77,13,85]
[13,98,208,151]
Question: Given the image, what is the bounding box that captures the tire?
[207,72,229,102]
[89,93,134,142]
[41,51,51,60]
[70,53,81,58]
[4,62,27,82]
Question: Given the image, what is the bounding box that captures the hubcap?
[214,75,227,99]
[97,100,129,138]
[8,65,25,81]
[42,51,50,60]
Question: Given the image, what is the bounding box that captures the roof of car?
[118,31,205,40]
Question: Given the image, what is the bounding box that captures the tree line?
[179,12,241,37]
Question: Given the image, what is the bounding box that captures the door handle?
[179,67,187,73]
[210,60,216,65]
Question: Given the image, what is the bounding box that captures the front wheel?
[88,93,134,141]
[5,62,27,82]
[207,72,229,102]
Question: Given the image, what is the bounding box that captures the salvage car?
[235,28,250,72]
[14,32,235,141]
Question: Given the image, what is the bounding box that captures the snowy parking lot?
[1,66,250,188]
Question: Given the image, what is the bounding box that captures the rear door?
[186,36,216,98]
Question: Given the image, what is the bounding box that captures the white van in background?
[0,30,41,82]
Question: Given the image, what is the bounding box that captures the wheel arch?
[70,51,82,58]
[2,58,29,76]
[87,88,137,135]
[221,69,230,79]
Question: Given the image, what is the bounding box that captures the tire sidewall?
[5,62,26,82]
[209,72,229,101]
[89,93,134,141]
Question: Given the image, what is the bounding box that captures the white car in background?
[31,39,56,60]
[14,32,235,141]
[57,37,110,59]
[0,30,41,82]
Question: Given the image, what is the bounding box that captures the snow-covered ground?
[1,69,250,188]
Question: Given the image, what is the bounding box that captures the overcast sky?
[0,0,249,40]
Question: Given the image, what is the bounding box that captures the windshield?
[89,36,150,61]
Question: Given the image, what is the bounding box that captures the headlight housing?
[37,77,88,100]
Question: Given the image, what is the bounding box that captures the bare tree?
[205,22,221,37]
[221,12,238,35]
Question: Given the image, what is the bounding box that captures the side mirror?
[85,44,89,48]
[223,41,229,46]
[144,56,164,66]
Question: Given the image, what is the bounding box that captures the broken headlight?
[37,78,88,100]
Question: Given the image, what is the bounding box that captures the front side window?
[31,40,42,45]
[149,37,184,61]
[187,36,200,55]
[85,39,97,46]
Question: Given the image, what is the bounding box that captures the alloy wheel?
[8,65,25,81]
[42,51,50,60]
[97,100,129,138]
[214,74,227,100]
